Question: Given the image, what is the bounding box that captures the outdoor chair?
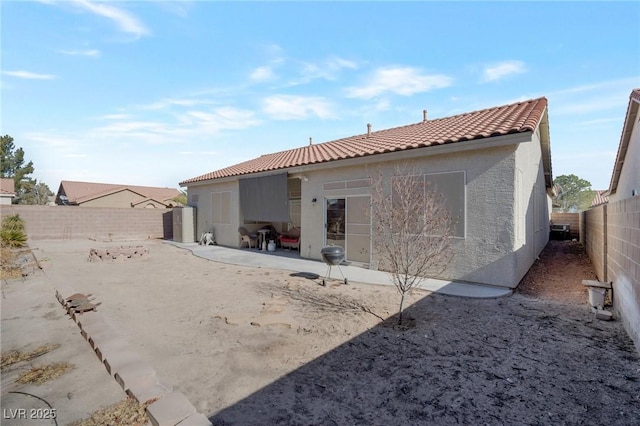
[238,227,258,249]
[279,227,300,251]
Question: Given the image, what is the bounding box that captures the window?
[391,171,466,238]
[289,199,301,228]
[425,171,465,238]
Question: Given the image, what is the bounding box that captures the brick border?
[52,284,211,425]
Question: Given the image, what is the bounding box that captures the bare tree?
[370,164,454,324]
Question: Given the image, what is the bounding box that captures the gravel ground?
[1,238,639,425]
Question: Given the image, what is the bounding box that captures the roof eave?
[181,131,533,186]
[539,107,553,189]
[609,91,640,194]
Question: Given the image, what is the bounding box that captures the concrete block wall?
[605,196,640,353]
[583,205,606,281]
[0,205,173,240]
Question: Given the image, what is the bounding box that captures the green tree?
[172,190,187,206]
[553,174,595,212]
[20,179,54,205]
[1,135,35,203]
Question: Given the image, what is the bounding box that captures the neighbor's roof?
[58,180,181,204]
[0,178,16,196]
[609,88,640,194]
[181,97,549,185]
[590,190,609,207]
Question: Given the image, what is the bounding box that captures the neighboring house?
[180,97,553,289]
[605,88,640,351]
[608,89,640,203]
[55,181,182,208]
[590,190,609,208]
[0,178,16,205]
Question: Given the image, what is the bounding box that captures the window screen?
[239,173,289,222]
[425,171,465,238]
[211,191,231,224]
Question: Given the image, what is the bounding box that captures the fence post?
[603,203,608,282]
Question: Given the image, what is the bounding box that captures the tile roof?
[58,180,181,204]
[590,190,609,207]
[181,97,548,185]
[0,178,16,195]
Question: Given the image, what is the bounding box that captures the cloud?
[263,95,335,120]
[250,66,276,82]
[100,113,132,120]
[345,66,453,99]
[2,70,56,80]
[546,77,639,116]
[142,98,215,110]
[70,0,150,37]
[87,105,261,146]
[553,95,625,115]
[59,49,100,57]
[154,0,192,18]
[481,60,527,83]
[184,107,261,131]
[299,56,358,82]
[25,132,78,148]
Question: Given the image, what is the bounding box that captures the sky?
[1,1,639,193]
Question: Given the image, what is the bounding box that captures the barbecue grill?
[320,245,348,286]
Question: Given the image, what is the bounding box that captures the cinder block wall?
[0,205,173,241]
[550,212,580,239]
[583,205,606,281]
[605,196,640,353]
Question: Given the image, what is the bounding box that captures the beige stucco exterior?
[185,129,551,289]
[609,108,640,203]
[79,189,167,208]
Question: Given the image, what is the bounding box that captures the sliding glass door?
[325,196,370,264]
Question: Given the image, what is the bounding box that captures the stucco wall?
[298,144,520,287]
[185,134,553,288]
[514,128,551,285]
[81,189,147,208]
[609,111,640,203]
[187,180,241,247]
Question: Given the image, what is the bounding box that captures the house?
[0,178,16,205]
[608,89,640,203]
[180,97,553,289]
[590,190,609,208]
[55,180,182,208]
[604,88,640,351]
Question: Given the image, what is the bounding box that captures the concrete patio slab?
[166,241,512,299]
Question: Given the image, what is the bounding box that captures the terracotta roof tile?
[0,178,16,195]
[181,97,548,185]
[591,190,609,207]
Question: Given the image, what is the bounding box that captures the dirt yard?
[2,238,639,425]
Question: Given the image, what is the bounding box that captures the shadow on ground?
[209,292,639,425]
